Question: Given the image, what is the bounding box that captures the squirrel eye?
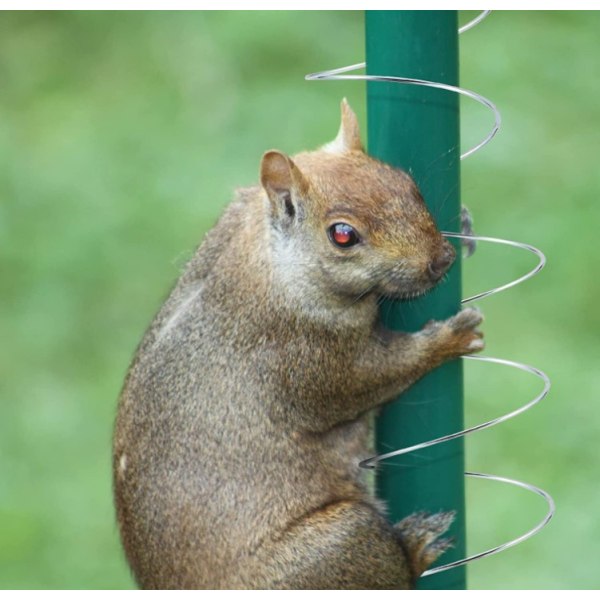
[328,223,360,248]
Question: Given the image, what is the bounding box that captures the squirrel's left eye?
[328,223,361,248]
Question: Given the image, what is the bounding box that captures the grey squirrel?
[113,100,484,589]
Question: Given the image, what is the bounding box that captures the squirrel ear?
[260,150,308,222]
[322,98,363,153]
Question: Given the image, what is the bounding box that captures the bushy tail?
[395,511,455,579]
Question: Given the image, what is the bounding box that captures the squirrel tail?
[395,511,455,579]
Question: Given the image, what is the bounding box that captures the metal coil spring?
[306,10,554,577]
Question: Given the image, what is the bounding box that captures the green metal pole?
[366,11,465,590]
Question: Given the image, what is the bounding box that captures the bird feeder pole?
[366,10,466,590]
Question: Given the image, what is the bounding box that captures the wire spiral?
[306,11,554,578]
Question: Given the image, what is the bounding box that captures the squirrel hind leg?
[242,500,416,589]
[394,511,455,579]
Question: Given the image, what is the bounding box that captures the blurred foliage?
[0,10,598,589]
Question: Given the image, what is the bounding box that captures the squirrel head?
[259,99,455,310]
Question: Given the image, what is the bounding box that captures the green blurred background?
[1,10,598,589]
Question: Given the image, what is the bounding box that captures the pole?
[366,11,466,589]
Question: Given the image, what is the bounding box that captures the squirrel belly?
[113,100,483,589]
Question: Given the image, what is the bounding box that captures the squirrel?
[113,99,484,590]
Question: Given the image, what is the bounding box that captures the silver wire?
[305,9,554,577]
[458,10,492,34]
[441,232,547,304]
[359,356,550,469]
[422,472,556,577]
[305,11,501,160]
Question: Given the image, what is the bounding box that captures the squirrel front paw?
[424,307,484,360]
[448,306,484,353]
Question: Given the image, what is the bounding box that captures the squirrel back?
[113,100,483,589]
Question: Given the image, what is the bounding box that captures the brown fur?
[113,100,484,589]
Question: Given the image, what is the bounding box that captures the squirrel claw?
[440,307,485,358]
[395,511,455,577]
[448,306,484,331]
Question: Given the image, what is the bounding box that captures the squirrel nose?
[428,245,455,281]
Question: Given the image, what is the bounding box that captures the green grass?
[1,10,598,589]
